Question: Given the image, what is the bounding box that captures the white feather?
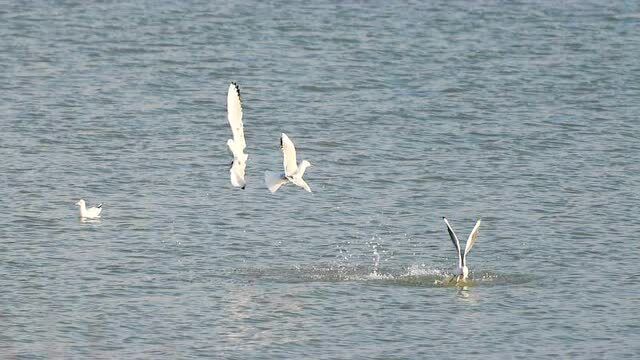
[443,217,462,270]
[464,219,482,258]
[227,83,245,150]
[230,161,246,188]
[443,217,482,281]
[226,83,247,188]
[76,199,102,219]
[264,171,287,193]
[280,133,298,177]
[264,133,312,193]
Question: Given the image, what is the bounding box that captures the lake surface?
[2,1,639,358]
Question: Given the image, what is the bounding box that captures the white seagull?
[76,199,103,219]
[226,82,247,189]
[443,217,482,282]
[264,133,312,193]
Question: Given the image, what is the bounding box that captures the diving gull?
[443,217,482,282]
[265,133,312,193]
[226,82,247,189]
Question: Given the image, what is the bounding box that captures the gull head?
[298,160,312,176]
[76,199,85,207]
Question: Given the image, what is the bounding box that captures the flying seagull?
[443,217,482,282]
[264,133,312,193]
[76,199,103,219]
[226,82,247,189]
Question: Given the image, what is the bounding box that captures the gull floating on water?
[76,199,103,219]
[443,217,482,282]
[226,82,247,189]
[264,133,312,193]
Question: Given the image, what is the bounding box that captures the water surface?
[1,1,639,358]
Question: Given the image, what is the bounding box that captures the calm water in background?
[1,1,639,358]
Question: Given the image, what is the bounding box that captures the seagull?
[264,133,312,193]
[226,82,247,189]
[76,199,103,219]
[443,217,482,282]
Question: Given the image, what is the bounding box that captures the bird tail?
[291,177,311,192]
[264,171,286,193]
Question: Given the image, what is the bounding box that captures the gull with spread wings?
[226,82,248,189]
[442,217,482,282]
[264,133,312,193]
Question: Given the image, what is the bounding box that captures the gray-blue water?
[2,1,639,358]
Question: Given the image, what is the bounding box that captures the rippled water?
[2,1,639,358]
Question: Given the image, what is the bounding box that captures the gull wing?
[463,219,482,259]
[280,133,298,177]
[227,82,245,150]
[87,206,102,218]
[443,217,463,268]
[264,171,287,193]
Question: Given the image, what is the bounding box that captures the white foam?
[365,271,394,280]
[404,264,446,277]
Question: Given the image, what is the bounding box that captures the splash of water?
[372,244,380,275]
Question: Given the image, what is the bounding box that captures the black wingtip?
[231,82,241,99]
[97,203,103,208]
[241,185,246,190]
